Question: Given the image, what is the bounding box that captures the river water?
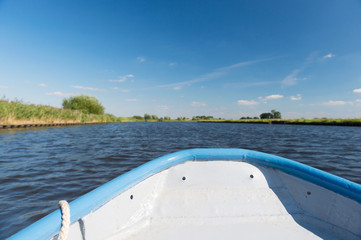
[1,122,361,238]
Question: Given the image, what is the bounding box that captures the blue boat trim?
[9,148,361,240]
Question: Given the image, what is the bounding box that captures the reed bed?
[0,100,123,125]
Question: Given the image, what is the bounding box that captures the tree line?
[241,110,282,120]
[259,109,282,119]
[61,95,282,121]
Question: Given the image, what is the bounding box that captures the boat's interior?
[59,161,361,240]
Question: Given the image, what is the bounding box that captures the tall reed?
[0,99,123,124]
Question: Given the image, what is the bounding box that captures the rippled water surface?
[1,122,361,238]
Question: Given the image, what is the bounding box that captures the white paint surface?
[64,161,361,240]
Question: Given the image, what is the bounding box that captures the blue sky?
[1,0,361,119]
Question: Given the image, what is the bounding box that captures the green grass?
[2,99,361,126]
[197,118,361,126]
[0,99,124,124]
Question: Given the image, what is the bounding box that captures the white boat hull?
[62,161,360,240]
[9,149,361,240]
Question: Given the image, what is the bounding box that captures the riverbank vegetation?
[1,97,361,127]
[62,95,105,115]
[259,109,282,119]
[197,118,361,126]
[0,98,123,125]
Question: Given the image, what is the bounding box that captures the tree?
[144,113,151,121]
[271,109,282,119]
[132,115,144,120]
[260,110,282,119]
[164,116,171,121]
[260,112,273,119]
[62,95,104,114]
[192,115,214,120]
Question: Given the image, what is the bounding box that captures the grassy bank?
[2,99,361,127]
[198,118,361,126]
[0,100,127,125]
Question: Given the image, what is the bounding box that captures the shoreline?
[197,119,361,127]
[2,119,361,130]
[0,122,110,130]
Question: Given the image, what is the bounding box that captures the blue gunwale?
[9,148,361,240]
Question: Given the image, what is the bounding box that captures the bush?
[144,113,151,121]
[192,115,214,120]
[144,113,159,121]
[132,115,144,120]
[62,95,104,115]
[260,110,282,119]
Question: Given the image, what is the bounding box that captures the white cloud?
[155,71,224,89]
[219,57,279,71]
[290,94,302,101]
[353,88,361,93]
[356,99,361,103]
[111,87,130,93]
[237,100,259,106]
[159,105,169,110]
[258,94,284,103]
[169,62,176,66]
[323,100,353,106]
[137,57,146,62]
[153,57,277,89]
[265,94,284,100]
[126,99,139,102]
[282,52,323,87]
[109,74,134,83]
[191,101,207,107]
[305,51,319,64]
[224,81,279,89]
[39,83,47,87]
[282,69,301,86]
[72,86,106,92]
[0,86,8,89]
[173,86,182,90]
[323,53,335,59]
[46,92,74,97]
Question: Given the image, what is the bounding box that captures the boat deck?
[120,217,328,240]
[64,161,359,239]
